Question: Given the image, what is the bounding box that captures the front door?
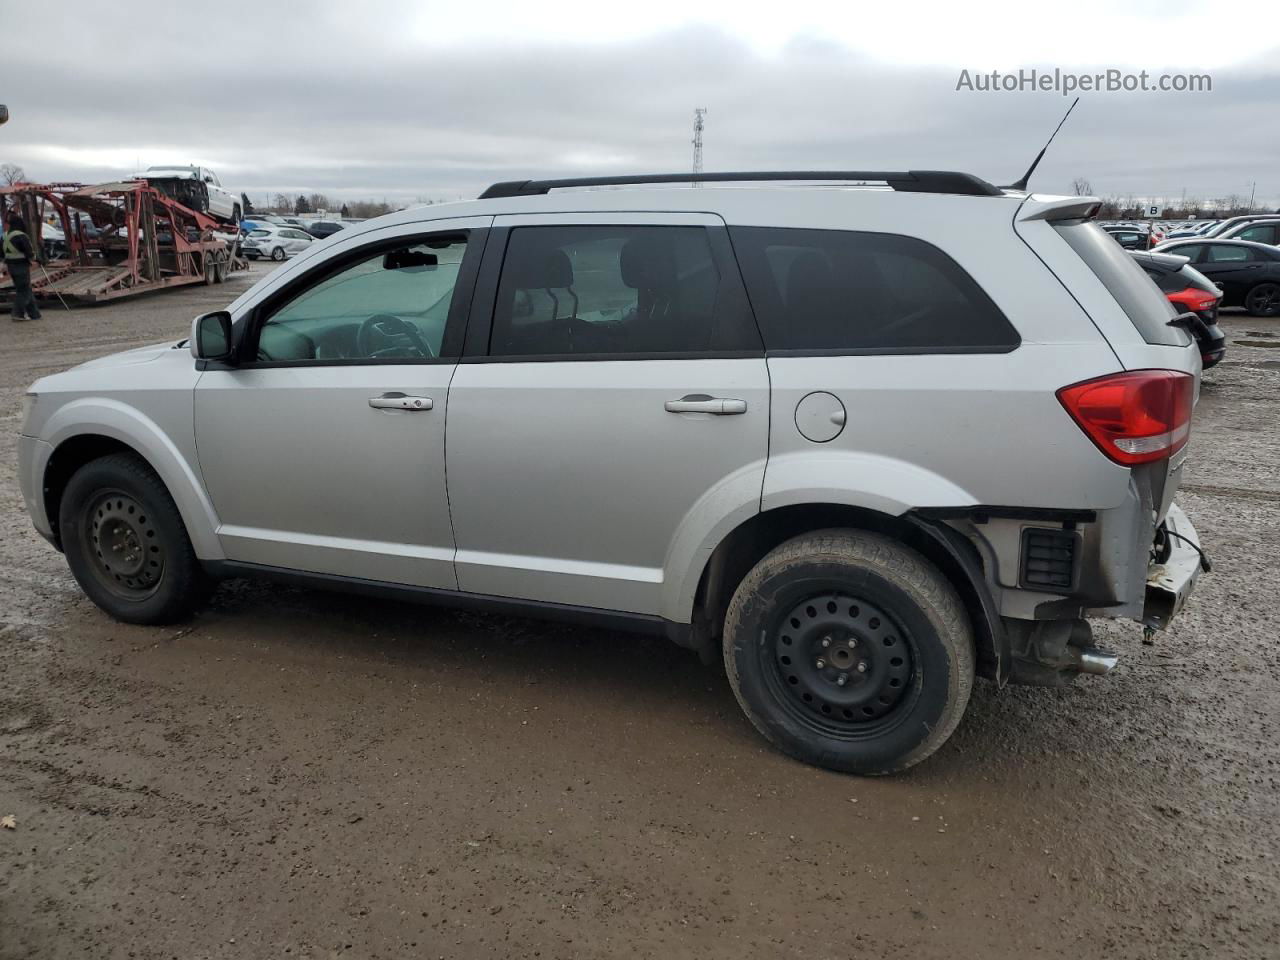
[445,213,769,616]
[194,218,489,588]
[1196,242,1266,300]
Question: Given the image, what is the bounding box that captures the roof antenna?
[1003,97,1080,192]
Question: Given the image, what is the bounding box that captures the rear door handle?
[369,393,433,411]
[665,394,748,415]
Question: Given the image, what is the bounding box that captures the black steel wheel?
[724,529,974,775]
[768,593,917,735]
[59,453,211,624]
[1245,282,1280,317]
[82,490,165,600]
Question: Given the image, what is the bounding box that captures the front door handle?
[369,393,433,411]
[665,394,748,415]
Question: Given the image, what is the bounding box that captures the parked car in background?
[1216,219,1280,246]
[1131,251,1226,368]
[133,165,241,223]
[305,219,346,239]
[1201,214,1280,240]
[18,171,1206,776]
[241,225,313,261]
[1103,225,1151,250]
[1153,238,1280,317]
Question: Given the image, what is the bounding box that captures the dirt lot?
[1,263,1278,959]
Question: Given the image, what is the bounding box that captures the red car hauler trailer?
[0,179,246,304]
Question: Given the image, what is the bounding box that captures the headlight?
[20,392,37,434]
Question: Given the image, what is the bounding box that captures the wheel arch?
[685,503,1005,681]
[39,408,224,561]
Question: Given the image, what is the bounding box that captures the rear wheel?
[723,529,974,775]
[271,246,286,261]
[1245,282,1280,317]
[59,453,211,624]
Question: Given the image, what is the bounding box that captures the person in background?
[2,213,42,321]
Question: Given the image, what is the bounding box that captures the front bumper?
[1143,503,1206,630]
[18,434,56,545]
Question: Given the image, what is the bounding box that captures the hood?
[73,341,178,370]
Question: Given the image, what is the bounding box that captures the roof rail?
[478,170,1005,200]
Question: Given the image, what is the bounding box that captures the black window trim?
[462,222,766,362]
[727,225,1022,356]
[230,227,489,369]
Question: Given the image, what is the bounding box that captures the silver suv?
[17,170,1207,775]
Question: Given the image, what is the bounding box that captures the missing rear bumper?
[1143,504,1206,632]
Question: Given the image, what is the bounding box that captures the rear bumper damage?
[1143,503,1207,631]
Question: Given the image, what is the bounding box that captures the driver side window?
[256,234,468,363]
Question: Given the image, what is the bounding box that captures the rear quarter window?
[728,227,1018,353]
[1053,221,1189,347]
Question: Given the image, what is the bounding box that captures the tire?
[58,453,211,625]
[723,529,974,775]
[203,253,217,285]
[213,253,227,283]
[1245,282,1280,317]
[271,246,286,262]
[231,204,242,224]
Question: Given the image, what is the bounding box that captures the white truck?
[132,165,241,225]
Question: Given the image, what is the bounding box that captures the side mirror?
[191,310,234,362]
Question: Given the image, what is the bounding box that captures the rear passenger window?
[1205,244,1252,263]
[728,227,1018,353]
[489,226,760,358]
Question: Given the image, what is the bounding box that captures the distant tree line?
[1069,176,1278,219]
[256,193,448,219]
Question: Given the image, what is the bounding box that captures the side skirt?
[202,559,692,645]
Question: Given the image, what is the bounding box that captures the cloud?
[1,5,1277,207]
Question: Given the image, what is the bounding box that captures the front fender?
[40,398,224,560]
[761,451,977,516]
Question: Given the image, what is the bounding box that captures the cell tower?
[691,108,707,187]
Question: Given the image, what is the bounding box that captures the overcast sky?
[4,1,1279,208]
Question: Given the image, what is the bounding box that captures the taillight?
[1057,370,1194,466]
[1166,286,1220,314]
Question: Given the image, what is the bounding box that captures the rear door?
[1195,243,1266,300]
[444,213,768,615]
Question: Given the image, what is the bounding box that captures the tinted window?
[1235,224,1277,244]
[249,229,271,238]
[1205,244,1252,263]
[1165,244,1203,262]
[489,225,759,357]
[1142,266,1185,294]
[255,235,468,363]
[1054,222,1189,347]
[729,227,1017,352]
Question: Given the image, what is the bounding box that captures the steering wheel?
[355,314,434,359]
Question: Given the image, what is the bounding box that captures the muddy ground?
[1,262,1277,959]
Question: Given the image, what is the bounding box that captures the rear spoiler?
[1017,196,1102,223]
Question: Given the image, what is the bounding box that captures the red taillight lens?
[1057,370,1194,466]
[1166,286,1221,314]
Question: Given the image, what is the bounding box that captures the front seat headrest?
[507,247,574,289]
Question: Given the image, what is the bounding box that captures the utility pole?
[1248,181,1256,212]
[691,108,707,187]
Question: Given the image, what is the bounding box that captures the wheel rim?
[765,591,917,738]
[83,490,165,600]
[1248,284,1280,315]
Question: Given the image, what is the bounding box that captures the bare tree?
[306,193,332,214]
[1070,176,1093,196]
[271,193,292,213]
[1,162,27,185]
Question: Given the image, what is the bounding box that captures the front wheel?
[723,529,974,775]
[59,453,211,624]
[271,246,286,261]
[1245,282,1280,317]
